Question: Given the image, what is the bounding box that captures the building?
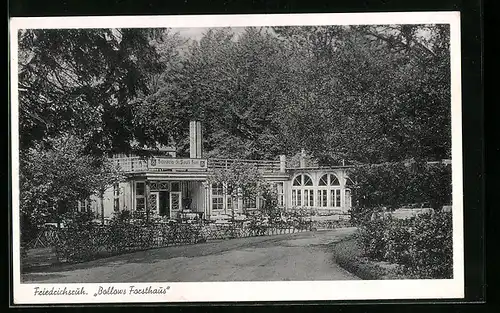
[82,121,353,221]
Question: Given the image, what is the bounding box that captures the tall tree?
[272,25,451,165]
[18,28,166,155]
[179,27,300,160]
[20,135,104,229]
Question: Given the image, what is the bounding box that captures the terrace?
[111,156,285,174]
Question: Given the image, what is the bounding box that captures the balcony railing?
[208,158,282,172]
[112,157,149,173]
[111,157,283,173]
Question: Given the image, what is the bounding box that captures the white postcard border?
[10,11,464,304]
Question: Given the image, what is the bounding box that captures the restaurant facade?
[81,122,353,221]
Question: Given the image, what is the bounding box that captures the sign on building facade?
[148,158,208,170]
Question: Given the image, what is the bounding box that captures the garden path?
[22,228,359,283]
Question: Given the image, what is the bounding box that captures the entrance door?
[148,192,159,215]
[158,191,170,217]
[170,192,182,218]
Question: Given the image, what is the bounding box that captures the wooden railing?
[208,158,282,172]
[111,157,283,173]
[112,157,149,173]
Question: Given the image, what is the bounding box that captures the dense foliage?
[20,135,123,243]
[19,25,451,164]
[55,211,102,262]
[349,161,452,223]
[356,211,453,279]
[18,25,452,247]
[53,210,313,263]
[207,161,279,218]
[18,28,165,155]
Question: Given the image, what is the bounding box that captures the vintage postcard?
[9,12,463,304]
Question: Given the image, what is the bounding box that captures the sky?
[174,27,247,41]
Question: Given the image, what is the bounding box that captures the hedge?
[356,211,453,279]
[350,161,452,224]
[52,211,316,263]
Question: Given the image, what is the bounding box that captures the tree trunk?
[100,191,105,226]
[56,202,62,229]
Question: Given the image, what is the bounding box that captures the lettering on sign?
[148,158,207,169]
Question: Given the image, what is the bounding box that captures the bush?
[55,210,212,263]
[403,212,453,279]
[55,211,101,262]
[106,211,141,253]
[357,218,391,260]
[350,161,452,213]
[356,211,453,279]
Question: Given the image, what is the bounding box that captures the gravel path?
[22,228,359,283]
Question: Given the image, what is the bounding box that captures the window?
[244,196,257,209]
[318,174,341,208]
[135,182,145,211]
[276,182,284,207]
[212,183,224,196]
[136,182,145,196]
[77,199,91,212]
[291,174,314,207]
[211,183,224,212]
[317,190,328,207]
[211,183,245,214]
[303,189,314,206]
[159,181,169,190]
[150,181,159,191]
[319,175,328,186]
[136,197,145,211]
[113,183,120,212]
[171,182,180,192]
[330,189,341,207]
[344,189,352,207]
[212,197,224,210]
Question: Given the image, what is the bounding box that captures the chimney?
[196,121,202,158]
[189,121,203,158]
[299,149,306,168]
[279,155,286,172]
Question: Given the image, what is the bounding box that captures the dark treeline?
[18,25,450,165]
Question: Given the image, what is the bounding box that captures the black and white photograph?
[10,13,463,303]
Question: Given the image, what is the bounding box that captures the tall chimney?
[189,121,196,158]
[189,121,202,158]
[279,155,286,172]
[196,121,202,158]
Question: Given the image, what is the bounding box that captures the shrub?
[402,212,453,279]
[55,211,101,262]
[106,210,139,253]
[357,218,390,260]
[350,161,452,213]
[356,211,453,279]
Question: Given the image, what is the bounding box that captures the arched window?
[317,174,341,208]
[291,174,314,207]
